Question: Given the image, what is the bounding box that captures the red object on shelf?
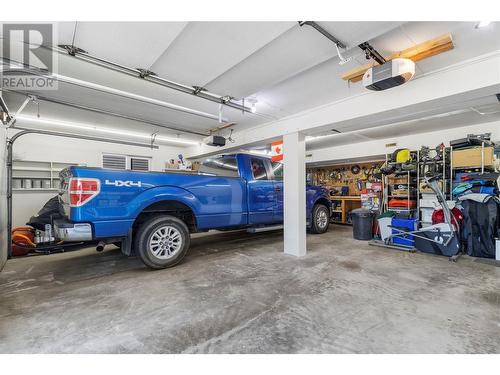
[388,199,417,209]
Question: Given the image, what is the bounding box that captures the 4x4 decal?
[105,179,142,188]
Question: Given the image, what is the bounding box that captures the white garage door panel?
[9,81,265,137]
[150,21,295,87]
[206,22,403,98]
[253,56,366,118]
[320,21,405,52]
[205,24,338,98]
[48,51,271,129]
[26,83,216,130]
[415,23,500,74]
[57,22,188,71]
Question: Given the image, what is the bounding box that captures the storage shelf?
[13,166,53,172]
[12,160,77,192]
[452,166,494,170]
[388,195,417,198]
[387,208,416,211]
[13,188,58,192]
[12,175,54,179]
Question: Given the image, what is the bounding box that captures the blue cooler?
[391,218,418,247]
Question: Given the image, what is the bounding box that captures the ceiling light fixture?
[475,21,491,28]
[15,115,200,146]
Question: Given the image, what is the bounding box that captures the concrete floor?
[0,225,499,354]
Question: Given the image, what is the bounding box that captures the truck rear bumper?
[54,219,93,242]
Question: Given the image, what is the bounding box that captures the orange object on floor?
[12,226,36,256]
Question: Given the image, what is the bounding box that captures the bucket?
[12,179,22,189]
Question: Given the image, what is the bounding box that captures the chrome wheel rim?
[149,226,182,259]
[316,210,329,229]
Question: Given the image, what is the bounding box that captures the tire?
[134,215,190,269]
[310,204,330,234]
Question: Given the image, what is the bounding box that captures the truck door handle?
[275,186,282,192]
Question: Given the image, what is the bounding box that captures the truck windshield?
[198,156,239,177]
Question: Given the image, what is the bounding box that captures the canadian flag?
[271,140,283,162]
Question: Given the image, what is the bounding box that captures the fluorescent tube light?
[476,21,491,28]
[15,115,200,146]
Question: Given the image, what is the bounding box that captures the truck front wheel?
[310,204,330,234]
[134,215,190,269]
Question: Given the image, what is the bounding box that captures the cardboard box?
[166,161,179,170]
[420,207,434,223]
[191,161,200,171]
[390,176,410,184]
[419,180,442,193]
[452,146,494,168]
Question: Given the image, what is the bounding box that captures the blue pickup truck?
[53,153,331,269]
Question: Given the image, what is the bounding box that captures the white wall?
[0,125,8,270]
[10,130,187,227]
[307,120,500,165]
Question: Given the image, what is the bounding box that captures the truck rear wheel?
[310,204,330,234]
[134,215,190,269]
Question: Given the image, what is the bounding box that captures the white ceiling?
[2,21,500,147]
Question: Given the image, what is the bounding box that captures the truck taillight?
[68,178,100,207]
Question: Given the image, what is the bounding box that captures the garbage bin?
[351,208,375,240]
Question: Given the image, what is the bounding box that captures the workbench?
[330,196,362,224]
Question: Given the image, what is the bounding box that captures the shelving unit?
[12,160,81,192]
[416,147,451,226]
[383,151,418,219]
[449,142,495,199]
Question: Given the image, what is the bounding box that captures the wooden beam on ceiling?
[341,33,454,83]
[208,122,237,134]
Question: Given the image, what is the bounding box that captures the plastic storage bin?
[391,218,418,247]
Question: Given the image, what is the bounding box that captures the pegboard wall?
[307,161,384,196]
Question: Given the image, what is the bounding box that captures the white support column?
[283,131,306,257]
[0,124,7,271]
